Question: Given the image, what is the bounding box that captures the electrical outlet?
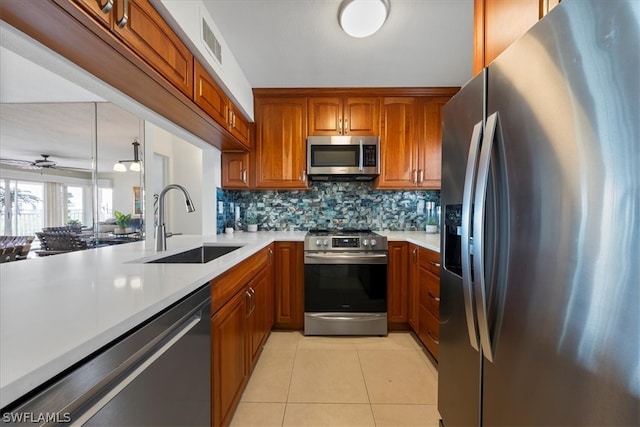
[417,200,425,215]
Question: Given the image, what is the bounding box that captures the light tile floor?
[230,332,440,427]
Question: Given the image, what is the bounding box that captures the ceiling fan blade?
[0,158,38,168]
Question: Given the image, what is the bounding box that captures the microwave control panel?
[363,145,377,167]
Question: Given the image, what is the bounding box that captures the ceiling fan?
[0,154,92,172]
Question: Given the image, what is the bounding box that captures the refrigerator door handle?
[461,120,483,352]
[473,111,499,363]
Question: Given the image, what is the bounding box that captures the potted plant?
[246,215,258,232]
[425,216,438,234]
[225,219,235,234]
[114,210,132,234]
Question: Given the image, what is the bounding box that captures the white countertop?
[379,231,441,252]
[0,230,437,408]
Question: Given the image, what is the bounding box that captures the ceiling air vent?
[202,18,222,65]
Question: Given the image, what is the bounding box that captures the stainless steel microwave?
[307,136,380,181]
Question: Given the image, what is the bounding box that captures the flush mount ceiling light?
[339,0,390,38]
[113,139,142,172]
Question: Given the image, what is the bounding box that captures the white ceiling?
[202,0,474,88]
[0,46,141,173]
[0,0,474,175]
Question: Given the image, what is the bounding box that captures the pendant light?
[113,139,142,172]
[339,0,390,38]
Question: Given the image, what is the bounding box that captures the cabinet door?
[408,244,420,330]
[474,0,541,74]
[211,290,247,427]
[248,267,272,365]
[273,242,304,329]
[308,97,342,135]
[113,0,193,97]
[418,99,445,189]
[71,0,113,28]
[255,97,308,189]
[221,152,250,189]
[344,97,380,135]
[228,102,251,148]
[418,305,439,361]
[377,97,418,189]
[194,60,228,126]
[387,242,408,324]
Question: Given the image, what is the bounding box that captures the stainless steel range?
[304,229,388,336]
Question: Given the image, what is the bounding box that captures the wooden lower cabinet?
[387,242,409,327]
[211,290,247,427]
[408,244,420,330]
[248,266,274,365]
[416,248,441,361]
[210,245,274,427]
[273,242,304,329]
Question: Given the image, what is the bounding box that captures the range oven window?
[310,145,359,167]
[304,263,387,312]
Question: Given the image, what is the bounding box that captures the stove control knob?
[370,239,377,247]
[363,239,370,247]
[315,239,321,246]
[322,239,329,246]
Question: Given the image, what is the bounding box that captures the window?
[0,179,44,236]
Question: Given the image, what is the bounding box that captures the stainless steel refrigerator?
[439,1,639,425]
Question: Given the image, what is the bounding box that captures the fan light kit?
[114,139,141,172]
[339,0,390,38]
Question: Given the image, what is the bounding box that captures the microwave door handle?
[359,139,364,171]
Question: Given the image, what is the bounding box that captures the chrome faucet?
[155,184,195,251]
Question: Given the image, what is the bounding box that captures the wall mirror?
[0,22,218,261]
[0,41,144,257]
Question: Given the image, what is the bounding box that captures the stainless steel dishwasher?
[2,285,211,426]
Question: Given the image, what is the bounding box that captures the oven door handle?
[304,253,388,265]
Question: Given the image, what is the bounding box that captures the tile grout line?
[281,333,301,426]
[355,345,378,426]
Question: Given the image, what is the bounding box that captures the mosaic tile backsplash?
[217,182,440,233]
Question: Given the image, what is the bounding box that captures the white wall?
[144,122,220,239]
[104,171,142,218]
[155,0,254,120]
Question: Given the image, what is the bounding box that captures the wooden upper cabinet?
[417,99,446,189]
[70,0,194,97]
[194,60,228,125]
[227,102,250,148]
[377,96,449,189]
[254,97,308,189]
[377,97,418,189]
[113,0,193,97]
[308,97,379,136]
[221,152,250,189]
[474,0,561,75]
[71,0,113,28]
[195,60,250,148]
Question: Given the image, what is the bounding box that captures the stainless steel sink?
[146,245,243,264]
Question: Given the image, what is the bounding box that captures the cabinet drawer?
[418,248,440,276]
[211,247,270,314]
[418,267,440,318]
[418,306,439,360]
